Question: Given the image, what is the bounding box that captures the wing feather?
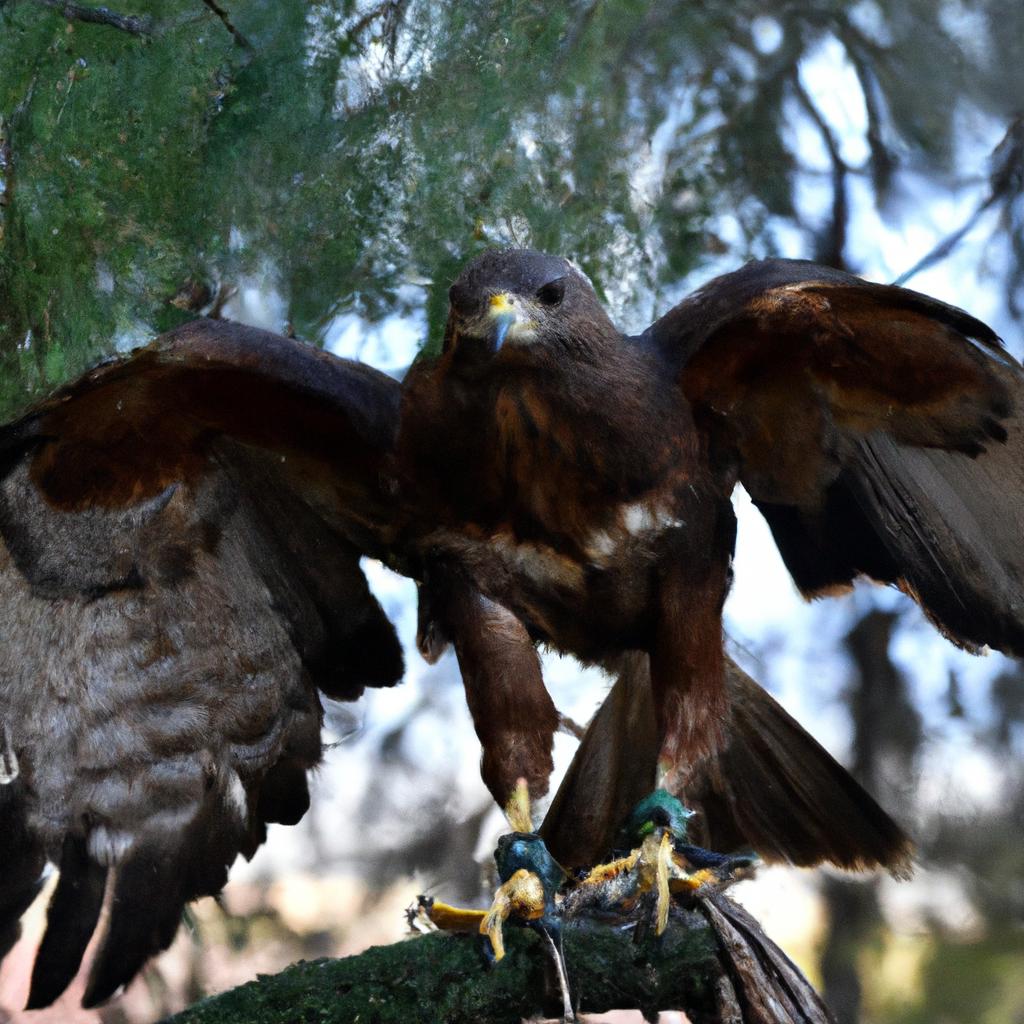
[26,838,109,1010]
[649,258,1024,654]
[0,319,407,1006]
[0,782,45,963]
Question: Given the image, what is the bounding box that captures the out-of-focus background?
[1,1,1023,1021]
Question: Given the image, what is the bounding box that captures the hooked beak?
[489,293,517,351]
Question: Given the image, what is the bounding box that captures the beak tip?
[493,317,512,350]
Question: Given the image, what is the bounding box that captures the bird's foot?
[481,867,547,961]
[408,869,549,963]
[670,851,760,898]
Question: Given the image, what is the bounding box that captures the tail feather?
[540,653,658,870]
[26,837,109,1010]
[688,660,913,876]
[540,655,912,876]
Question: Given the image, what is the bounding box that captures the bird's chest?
[405,369,719,655]
[488,383,694,546]
[437,482,710,660]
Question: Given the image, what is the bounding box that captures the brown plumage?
[1,250,1022,1006]
[0,319,404,1007]
[398,250,1020,870]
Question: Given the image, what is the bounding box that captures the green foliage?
[0,0,1021,416]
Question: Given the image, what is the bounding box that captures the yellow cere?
[489,292,515,315]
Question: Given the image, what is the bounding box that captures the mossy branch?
[163,898,833,1024]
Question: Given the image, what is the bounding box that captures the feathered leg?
[649,555,732,781]
[429,574,560,806]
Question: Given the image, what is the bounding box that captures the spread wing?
[0,318,405,1008]
[646,258,1024,655]
[543,260,1022,872]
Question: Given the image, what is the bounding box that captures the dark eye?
[535,278,565,306]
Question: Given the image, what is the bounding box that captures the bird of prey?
[1,248,1021,1007]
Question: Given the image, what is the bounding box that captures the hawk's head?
[443,248,619,365]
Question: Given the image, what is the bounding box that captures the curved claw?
[480,868,546,961]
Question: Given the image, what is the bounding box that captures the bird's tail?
[540,655,912,878]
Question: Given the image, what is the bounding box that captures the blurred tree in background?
[1,1,1023,1022]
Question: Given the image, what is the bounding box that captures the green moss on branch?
[164,909,723,1024]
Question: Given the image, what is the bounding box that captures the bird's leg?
[504,776,534,834]
[653,831,673,935]
[431,573,560,807]
[650,554,732,786]
[595,831,673,936]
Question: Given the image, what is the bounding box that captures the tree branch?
[30,0,152,35]
[838,30,896,200]
[894,116,1024,287]
[200,0,251,50]
[163,896,832,1024]
[791,73,849,270]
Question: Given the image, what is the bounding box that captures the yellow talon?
[480,868,546,961]
[422,900,488,933]
[669,867,717,893]
[577,851,639,886]
[481,903,509,961]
